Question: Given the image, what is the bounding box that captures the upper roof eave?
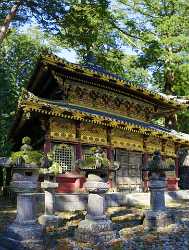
[38,53,189,109]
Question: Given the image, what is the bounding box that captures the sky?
[56,48,78,63]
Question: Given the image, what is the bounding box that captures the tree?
[56,2,127,75]
[0,27,59,155]
[0,0,71,44]
[114,0,189,129]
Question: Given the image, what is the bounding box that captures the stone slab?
[2,223,45,250]
[77,219,112,233]
[38,214,59,227]
[76,230,117,244]
[31,191,189,213]
[144,210,175,230]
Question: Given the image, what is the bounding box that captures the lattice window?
[83,151,93,160]
[54,144,75,172]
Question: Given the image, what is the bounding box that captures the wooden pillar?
[41,117,52,153]
[107,127,112,160]
[76,121,82,160]
[44,138,52,153]
[76,144,82,160]
[143,152,148,165]
[175,157,179,178]
[143,136,149,192]
[107,127,114,188]
[107,147,113,161]
[175,144,180,178]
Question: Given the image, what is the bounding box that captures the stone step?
[107,207,144,230]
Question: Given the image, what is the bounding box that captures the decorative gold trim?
[18,89,189,146]
[42,53,189,109]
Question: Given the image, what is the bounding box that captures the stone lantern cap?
[142,151,175,172]
[41,180,58,189]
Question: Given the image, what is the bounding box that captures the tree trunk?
[164,68,177,129]
[0,0,22,44]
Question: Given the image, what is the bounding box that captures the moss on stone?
[11,150,44,165]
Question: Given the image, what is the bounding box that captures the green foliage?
[0,1,70,36]
[22,136,31,145]
[78,154,110,170]
[11,150,44,164]
[114,0,189,131]
[116,0,189,92]
[177,111,189,133]
[0,27,58,156]
[48,162,62,175]
[57,2,126,75]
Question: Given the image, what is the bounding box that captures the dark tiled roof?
[47,99,171,133]
[42,54,189,108]
[83,63,126,82]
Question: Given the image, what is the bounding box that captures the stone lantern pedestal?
[10,164,39,193]
[76,174,116,244]
[39,181,59,226]
[144,177,173,230]
[2,193,44,250]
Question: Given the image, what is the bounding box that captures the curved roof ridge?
[41,53,189,109]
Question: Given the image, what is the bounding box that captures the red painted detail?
[175,157,179,178]
[56,171,86,193]
[166,177,179,191]
[76,143,82,160]
[44,141,52,153]
[107,147,112,161]
[143,152,149,192]
[107,180,112,188]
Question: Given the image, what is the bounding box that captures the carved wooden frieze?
[164,141,176,157]
[60,79,156,121]
[50,117,76,141]
[145,137,162,153]
[111,129,143,151]
[80,122,107,145]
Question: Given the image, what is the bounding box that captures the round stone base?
[76,218,117,244]
[2,223,44,250]
[144,210,175,230]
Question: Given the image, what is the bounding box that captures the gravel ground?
[1,195,189,250]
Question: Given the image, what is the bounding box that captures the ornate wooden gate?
[116,149,142,191]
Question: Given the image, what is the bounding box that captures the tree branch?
[0,0,22,45]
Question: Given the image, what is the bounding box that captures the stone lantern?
[143,151,175,230]
[75,147,119,245]
[10,137,45,193]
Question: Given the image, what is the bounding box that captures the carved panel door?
[116,149,142,191]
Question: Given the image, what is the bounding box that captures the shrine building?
[10,54,189,191]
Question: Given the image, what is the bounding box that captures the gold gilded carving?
[164,141,176,157]
[62,80,155,121]
[80,123,107,145]
[50,118,76,141]
[146,137,162,153]
[111,129,143,151]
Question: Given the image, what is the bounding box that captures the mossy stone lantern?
[143,151,175,229]
[10,137,45,193]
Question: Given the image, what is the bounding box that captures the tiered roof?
[10,53,189,147]
[18,89,189,145]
